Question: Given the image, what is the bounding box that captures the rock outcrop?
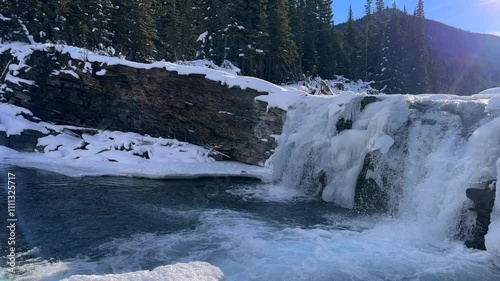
[1,48,284,165]
[0,130,46,151]
[465,180,496,250]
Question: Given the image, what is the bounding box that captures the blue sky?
[333,0,500,36]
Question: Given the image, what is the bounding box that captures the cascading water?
[271,94,409,208]
[272,92,500,252]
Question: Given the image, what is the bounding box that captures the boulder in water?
[464,181,496,250]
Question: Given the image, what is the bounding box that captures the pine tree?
[266,0,298,82]
[109,0,134,57]
[341,5,359,79]
[392,1,397,9]
[362,0,373,80]
[110,0,157,61]
[192,0,219,62]
[345,5,356,48]
[376,0,385,12]
[241,0,269,77]
[301,0,319,75]
[316,0,337,78]
[376,9,405,93]
[365,0,373,17]
[133,0,157,61]
[176,0,197,60]
[416,0,425,18]
[288,0,304,76]
[413,0,429,92]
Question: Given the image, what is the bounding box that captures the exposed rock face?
[465,181,496,250]
[1,49,284,165]
[355,152,389,213]
[0,130,46,151]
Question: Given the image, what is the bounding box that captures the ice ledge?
[61,261,225,281]
[0,147,272,182]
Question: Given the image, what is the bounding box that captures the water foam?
[13,209,500,281]
[273,92,500,251]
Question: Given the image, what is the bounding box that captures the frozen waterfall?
[271,91,500,252]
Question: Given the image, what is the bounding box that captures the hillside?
[336,9,500,95]
[2,2,500,95]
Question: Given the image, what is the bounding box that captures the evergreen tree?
[344,5,356,50]
[300,0,319,75]
[376,0,385,12]
[376,9,405,93]
[364,0,372,16]
[242,0,269,78]
[362,0,373,80]
[266,0,298,82]
[0,0,458,94]
[288,0,304,76]
[316,0,337,78]
[413,1,430,92]
[416,0,425,18]
[86,0,114,52]
[340,5,359,79]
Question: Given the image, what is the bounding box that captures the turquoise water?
[1,165,500,281]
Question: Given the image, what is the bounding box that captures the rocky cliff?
[0,47,285,165]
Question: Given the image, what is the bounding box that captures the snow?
[0,150,271,180]
[478,87,500,95]
[486,159,500,254]
[174,59,241,76]
[5,73,35,86]
[0,100,271,181]
[38,130,217,164]
[95,69,107,76]
[0,41,306,111]
[283,76,379,96]
[197,31,209,43]
[52,69,80,79]
[61,261,224,281]
[0,102,49,136]
[0,14,11,21]
[486,96,500,112]
[83,62,93,73]
[0,131,270,181]
[254,88,304,111]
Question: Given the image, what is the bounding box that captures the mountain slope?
[336,9,500,95]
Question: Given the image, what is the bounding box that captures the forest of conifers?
[3,0,498,95]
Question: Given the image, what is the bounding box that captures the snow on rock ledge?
[0,42,305,111]
[61,261,225,281]
[0,102,271,180]
[0,41,295,165]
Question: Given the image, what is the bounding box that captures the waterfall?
[271,92,500,251]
